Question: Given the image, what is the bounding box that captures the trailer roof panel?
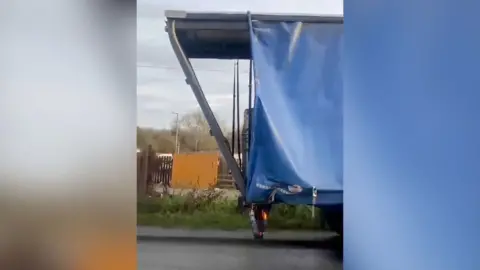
[164,10,343,59]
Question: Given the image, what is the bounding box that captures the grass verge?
[137,189,324,231]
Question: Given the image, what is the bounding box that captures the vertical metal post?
[247,12,257,110]
[172,111,179,153]
[231,63,236,155]
[247,59,253,149]
[165,20,246,196]
[236,60,242,169]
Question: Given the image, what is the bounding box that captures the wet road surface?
[138,232,342,270]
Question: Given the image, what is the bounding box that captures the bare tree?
[137,109,231,153]
[176,110,214,151]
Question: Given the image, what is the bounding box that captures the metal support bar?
[231,63,236,155]
[235,60,242,170]
[166,20,246,196]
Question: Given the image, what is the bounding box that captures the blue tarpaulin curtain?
[247,19,343,205]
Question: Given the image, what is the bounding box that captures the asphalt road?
[137,228,342,270]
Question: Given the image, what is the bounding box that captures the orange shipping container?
[171,152,220,189]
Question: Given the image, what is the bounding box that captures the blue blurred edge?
[247,20,344,207]
[344,0,480,269]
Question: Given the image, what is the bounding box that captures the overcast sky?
[137,0,343,129]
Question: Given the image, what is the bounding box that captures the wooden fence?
[137,146,241,195]
[217,155,240,189]
[216,174,236,189]
[137,146,173,196]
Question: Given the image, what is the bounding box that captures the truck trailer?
[164,10,343,239]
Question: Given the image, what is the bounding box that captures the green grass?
[137,189,325,231]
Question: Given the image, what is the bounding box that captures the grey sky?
[137,0,343,129]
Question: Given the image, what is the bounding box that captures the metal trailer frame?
[164,10,343,197]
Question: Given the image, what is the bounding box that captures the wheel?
[249,204,269,240]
